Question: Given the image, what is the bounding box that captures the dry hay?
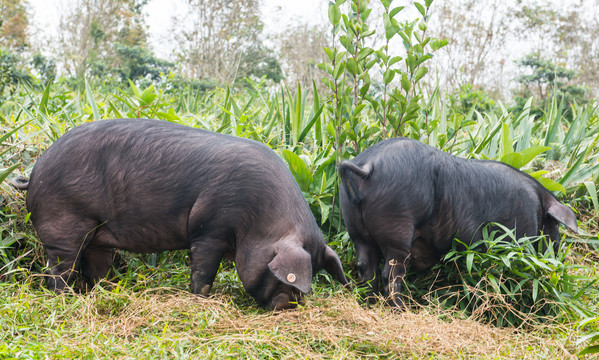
[53,287,577,359]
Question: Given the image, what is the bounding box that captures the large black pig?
[338,138,577,306]
[11,118,347,309]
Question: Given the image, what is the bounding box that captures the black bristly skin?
[338,138,578,307]
[19,119,348,310]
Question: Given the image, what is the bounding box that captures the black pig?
[338,138,577,306]
[11,119,347,309]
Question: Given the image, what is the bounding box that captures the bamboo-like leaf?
[466,252,474,276]
[281,150,313,192]
[544,91,563,147]
[85,78,100,121]
[500,122,512,157]
[559,145,588,188]
[580,344,599,356]
[128,79,141,98]
[40,80,52,115]
[0,163,20,183]
[518,146,550,168]
[298,106,323,144]
[584,181,599,213]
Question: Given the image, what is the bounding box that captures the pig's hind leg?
[80,231,114,290]
[377,221,416,308]
[35,215,99,293]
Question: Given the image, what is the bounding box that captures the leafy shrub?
[407,223,598,327]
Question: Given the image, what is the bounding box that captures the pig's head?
[239,236,348,310]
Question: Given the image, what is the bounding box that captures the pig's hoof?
[192,283,212,297]
[199,285,211,297]
[385,296,405,311]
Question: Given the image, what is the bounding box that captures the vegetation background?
[0,0,598,358]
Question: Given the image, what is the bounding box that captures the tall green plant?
[320,0,447,159]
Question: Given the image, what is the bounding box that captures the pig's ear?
[547,202,578,233]
[322,245,348,286]
[268,243,312,294]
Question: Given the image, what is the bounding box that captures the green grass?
[0,279,585,359]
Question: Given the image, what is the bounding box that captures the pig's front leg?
[189,238,230,296]
[354,239,381,301]
[381,248,411,307]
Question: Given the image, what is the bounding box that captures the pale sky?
[28,0,329,59]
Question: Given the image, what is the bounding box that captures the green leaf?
[364,58,378,70]
[383,13,399,41]
[398,30,411,45]
[85,78,100,122]
[559,145,588,188]
[328,4,341,26]
[500,122,513,157]
[323,47,335,62]
[346,58,361,76]
[413,66,428,83]
[298,106,324,143]
[518,146,550,168]
[529,173,566,194]
[312,81,323,146]
[578,332,599,345]
[0,163,20,184]
[383,69,395,85]
[40,80,52,115]
[487,274,500,293]
[401,75,410,92]
[317,63,333,75]
[140,85,157,106]
[414,2,426,17]
[360,29,376,39]
[500,152,523,168]
[0,121,27,145]
[389,56,402,67]
[107,99,123,118]
[466,253,474,276]
[532,279,539,302]
[584,180,599,214]
[156,111,179,121]
[339,35,353,52]
[333,61,346,80]
[406,53,416,72]
[389,6,405,18]
[128,79,141,98]
[281,150,313,192]
[360,83,370,97]
[360,72,371,96]
[580,345,599,356]
[318,199,330,226]
[357,47,374,62]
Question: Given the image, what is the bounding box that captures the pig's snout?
[269,291,304,310]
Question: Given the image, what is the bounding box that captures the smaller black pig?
[12,119,348,309]
[339,138,577,306]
